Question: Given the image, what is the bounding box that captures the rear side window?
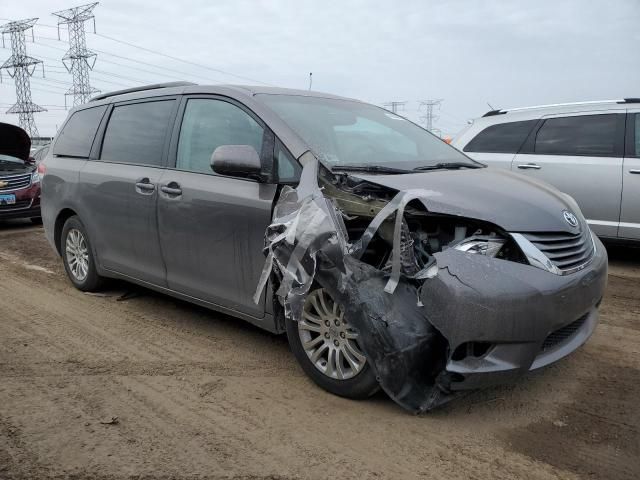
[534,114,619,156]
[176,98,264,174]
[463,120,537,153]
[53,106,107,157]
[101,100,175,166]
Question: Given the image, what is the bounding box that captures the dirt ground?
[0,220,638,480]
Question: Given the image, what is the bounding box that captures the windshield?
[258,94,477,170]
[0,154,24,164]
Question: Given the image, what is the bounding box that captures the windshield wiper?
[331,165,412,174]
[413,162,484,171]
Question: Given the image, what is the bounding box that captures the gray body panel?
[41,84,608,392]
[79,161,167,286]
[156,169,277,317]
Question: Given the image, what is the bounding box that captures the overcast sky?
[1,0,638,138]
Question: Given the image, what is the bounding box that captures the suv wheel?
[61,216,103,292]
[286,287,379,399]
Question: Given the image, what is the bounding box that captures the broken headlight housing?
[453,236,506,257]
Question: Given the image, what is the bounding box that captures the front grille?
[542,314,588,351]
[0,173,32,192]
[522,230,594,272]
[0,199,32,211]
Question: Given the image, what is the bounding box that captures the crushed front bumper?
[421,235,608,391]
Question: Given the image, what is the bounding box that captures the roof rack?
[618,98,640,104]
[90,82,197,102]
[482,109,506,117]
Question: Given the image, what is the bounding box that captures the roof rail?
[482,109,505,117]
[618,98,640,104]
[90,82,197,102]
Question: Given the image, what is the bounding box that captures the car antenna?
[308,72,313,90]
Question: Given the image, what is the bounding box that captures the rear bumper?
[421,235,608,391]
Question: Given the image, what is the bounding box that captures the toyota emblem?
[563,210,579,228]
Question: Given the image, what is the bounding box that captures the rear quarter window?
[52,106,107,158]
[534,114,620,156]
[100,100,175,166]
[463,120,537,154]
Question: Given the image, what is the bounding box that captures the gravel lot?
[1,220,638,480]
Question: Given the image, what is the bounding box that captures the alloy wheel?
[298,288,367,380]
[65,228,90,282]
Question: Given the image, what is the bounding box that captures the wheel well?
[54,208,77,256]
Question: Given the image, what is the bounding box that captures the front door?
[80,98,177,285]
[157,97,277,317]
[512,112,625,238]
[620,111,640,239]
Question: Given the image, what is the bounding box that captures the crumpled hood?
[0,122,30,162]
[351,167,583,233]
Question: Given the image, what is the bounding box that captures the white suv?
[453,99,640,241]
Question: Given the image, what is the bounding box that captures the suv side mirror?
[211,145,262,180]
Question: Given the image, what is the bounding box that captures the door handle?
[135,179,155,193]
[517,164,541,170]
[630,169,640,174]
[161,183,182,196]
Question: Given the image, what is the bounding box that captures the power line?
[92,32,271,86]
[1,18,46,136]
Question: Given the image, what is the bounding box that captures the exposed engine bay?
[321,167,527,278]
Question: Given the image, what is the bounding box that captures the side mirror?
[211,145,262,180]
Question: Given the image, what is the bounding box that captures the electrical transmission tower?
[53,2,99,107]
[0,19,46,137]
[383,101,407,114]
[419,99,443,133]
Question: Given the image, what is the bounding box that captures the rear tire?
[61,216,103,292]
[285,287,379,399]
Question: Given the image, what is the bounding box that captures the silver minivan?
[453,99,640,240]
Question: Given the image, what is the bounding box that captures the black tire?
[30,217,43,225]
[60,216,104,292]
[285,288,379,399]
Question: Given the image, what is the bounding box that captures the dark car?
[40,83,607,412]
[0,123,42,223]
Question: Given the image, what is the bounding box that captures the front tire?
[285,288,379,399]
[61,216,103,292]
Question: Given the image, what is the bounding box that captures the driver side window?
[176,98,264,174]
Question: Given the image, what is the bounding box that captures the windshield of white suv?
[258,94,479,171]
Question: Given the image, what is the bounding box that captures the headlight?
[454,236,506,257]
[31,170,40,184]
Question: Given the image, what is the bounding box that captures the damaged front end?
[254,154,607,413]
